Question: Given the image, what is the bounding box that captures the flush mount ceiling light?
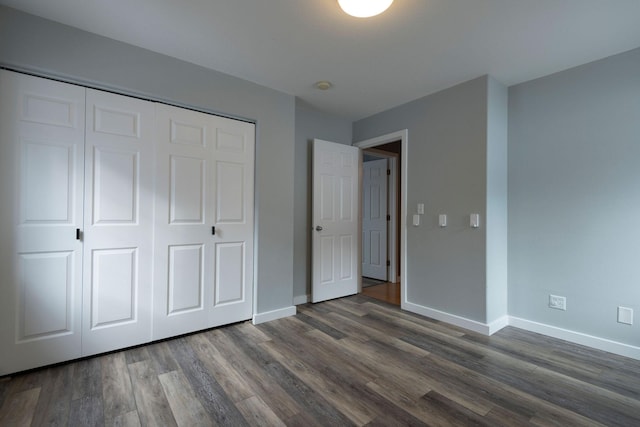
[338,0,394,18]
[315,81,333,90]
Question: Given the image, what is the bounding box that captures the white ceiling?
[3,0,640,120]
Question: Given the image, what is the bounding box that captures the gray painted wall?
[294,99,352,301]
[509,47,640,345]
[354,76,495,323]
[0,6,295,314]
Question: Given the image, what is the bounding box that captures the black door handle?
[212,226,216,235]
[76,228,81,240]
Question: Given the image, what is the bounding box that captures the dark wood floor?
[2,295,640,426]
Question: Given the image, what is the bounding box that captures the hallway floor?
[361,279,401,305]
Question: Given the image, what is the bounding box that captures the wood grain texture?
[128,360,177,427]
[68,395,104,427]
[0,387,40,426]
[166,337,248,426]
[110,409,141,427]
[1,294,640,426]
[158,370,213,427]
[30,365,74,426]
[235,396,286,427]
[102,352,136,425]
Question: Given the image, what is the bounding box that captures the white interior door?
[208,115,255,327]
[0,71,85,374]
[362,158,388,280]
[82,89,155,355]
[154,104,212,339]
[312,139,359,303]
[153,104,254,340]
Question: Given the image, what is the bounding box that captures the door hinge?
[387,215,391,221]
[386,260,391,266]
[387,169,391,175]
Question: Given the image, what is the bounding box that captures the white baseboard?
[252,305,297,325]
[400,301,640,359]
[509,316,640,361]
[293,294,310,305]
[402,301,508,336]
[488,315,510,335]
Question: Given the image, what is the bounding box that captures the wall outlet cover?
[618,306,633,325]
[549,294,566,311]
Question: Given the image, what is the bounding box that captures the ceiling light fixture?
[315,81,333,90]
[338,0,394,18]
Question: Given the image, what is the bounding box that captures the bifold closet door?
[0,71,85,375]
[153,104,254,340]
[82,89,155,356]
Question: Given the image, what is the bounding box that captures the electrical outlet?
[549,294,566,311]
[618,306,633,325]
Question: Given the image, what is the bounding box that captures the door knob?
[315,226,323,231]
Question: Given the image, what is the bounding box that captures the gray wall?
[509,47,640,345]
[294,99,352,301]
[354,76,495,323]
[0,6,295,314]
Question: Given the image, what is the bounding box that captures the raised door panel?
[0,70,84,375]
[18,252,74,340]
[170,155,205,224]
[215,242,244,305]
[82,89,154,356]
[92,149,139,224]
[153,104,213,340]
[90,248,137,328]
[168,244,204,314]
[21,142,74,223]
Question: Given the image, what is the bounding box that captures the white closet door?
[153,104,214,339]
[208,115,254,327]
[0,71,85,375]
[82,89,155,355]
[153,105,254,340]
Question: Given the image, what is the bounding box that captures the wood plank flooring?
[361,281,401,305]
[2,295,640,426]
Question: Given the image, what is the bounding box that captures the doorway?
[355,130,408,307]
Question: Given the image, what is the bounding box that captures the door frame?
[354,130,408,307]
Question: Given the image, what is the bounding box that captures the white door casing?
[0,71,85,374]
[82,89,155,355]
[153,104,254,340]
[354,129,408,307]
[362,158,388,280]
[312,139,359,303]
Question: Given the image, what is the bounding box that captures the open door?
[362,158,388,281]
[311,139,359,303]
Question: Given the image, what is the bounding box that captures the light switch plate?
[417,203,425,215]
[438,214,447,227]
[412,214,420,226]
[470,213,480,228]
